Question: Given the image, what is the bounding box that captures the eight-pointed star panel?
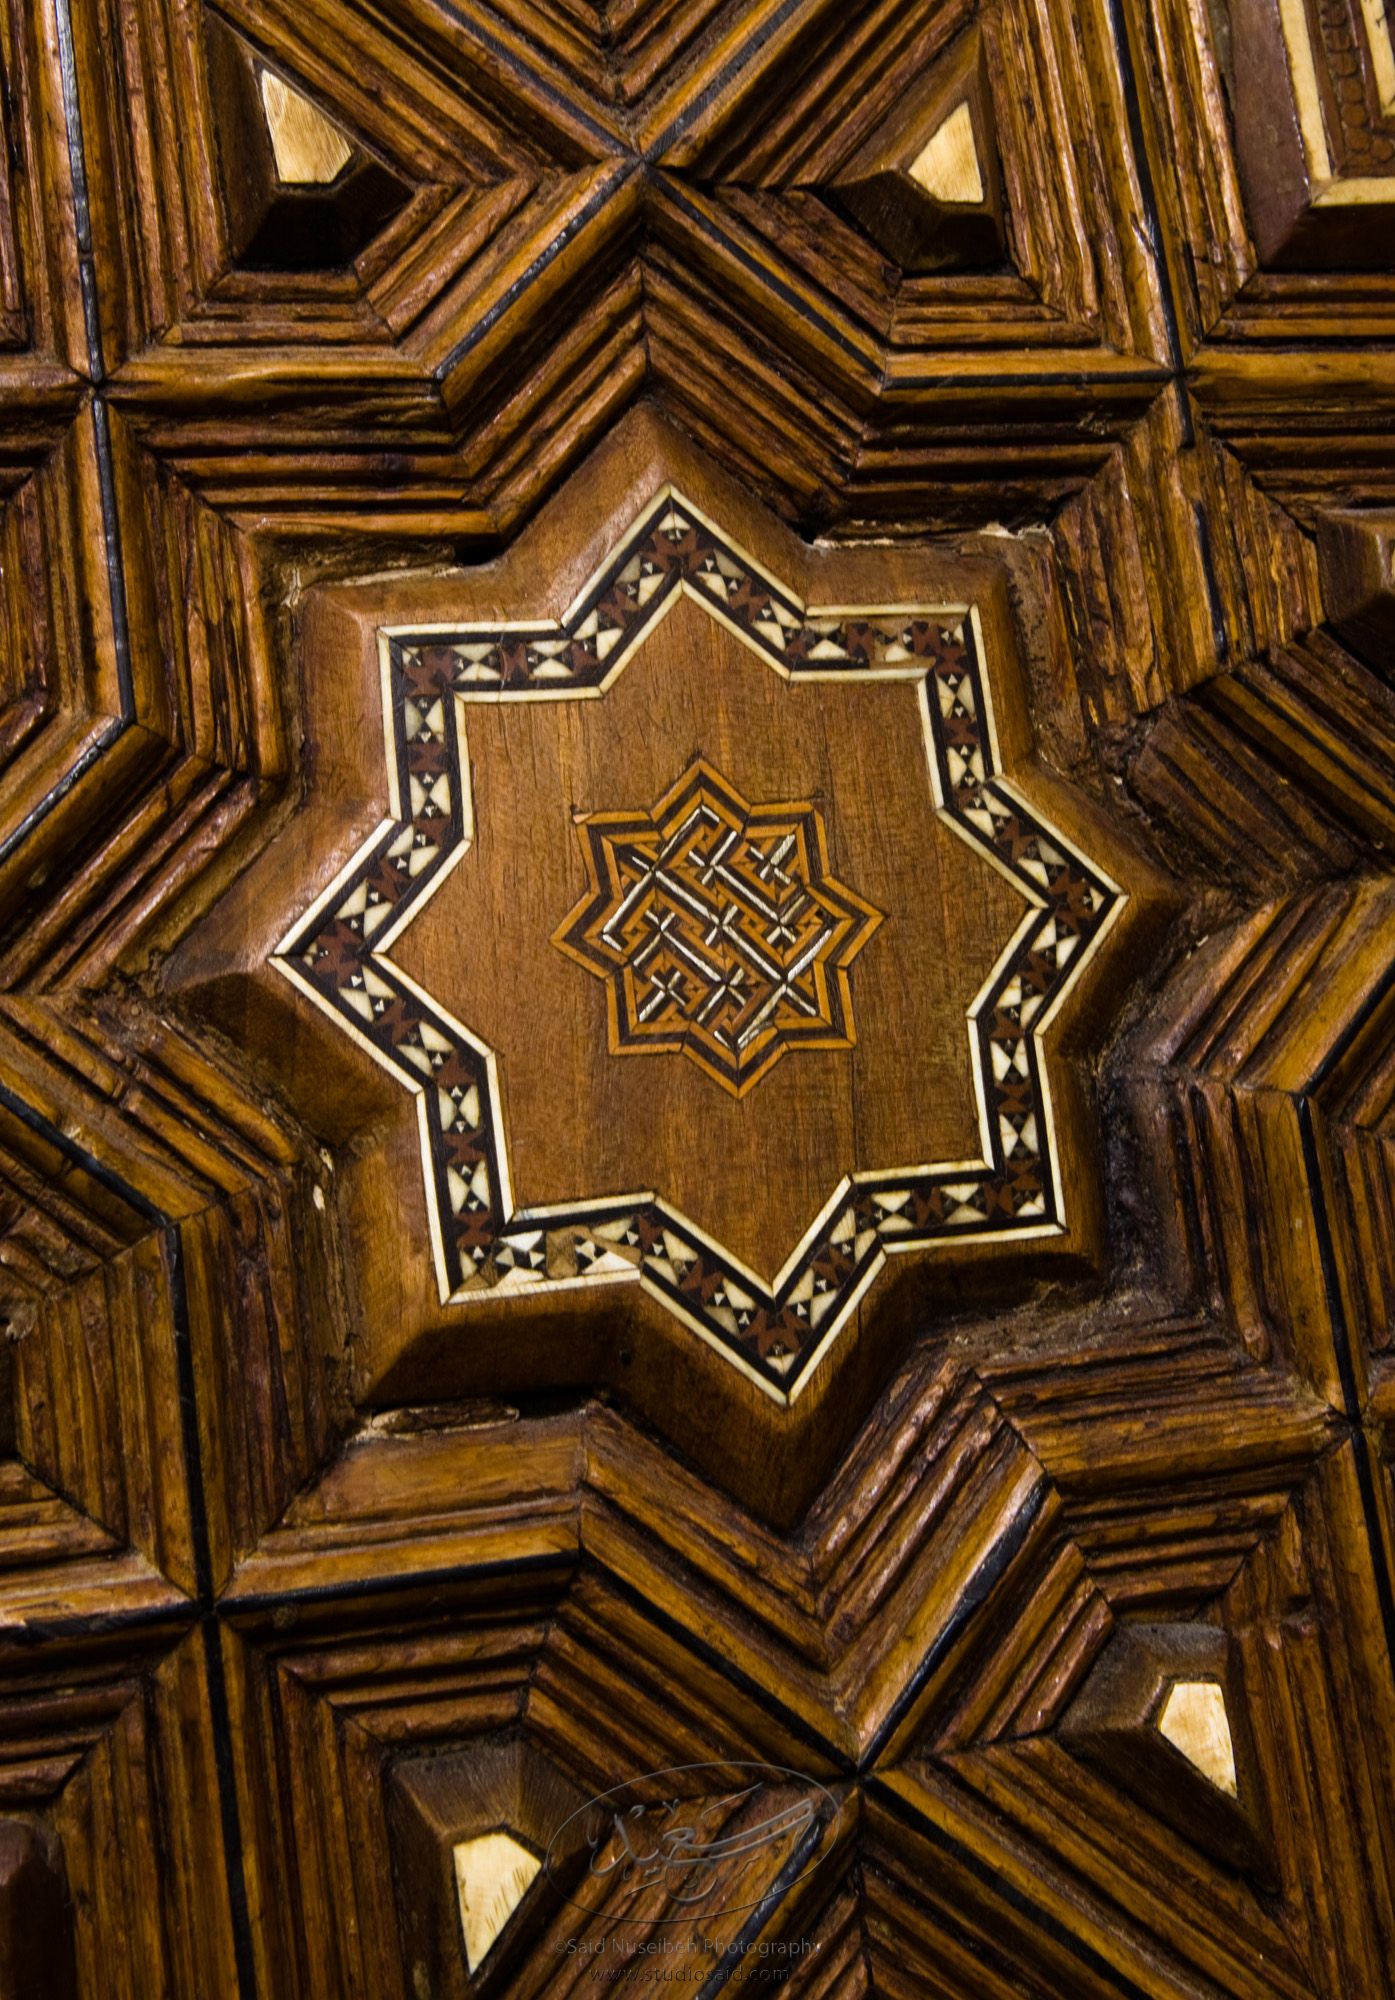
[172,412,1152,1509]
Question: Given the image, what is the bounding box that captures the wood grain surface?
[0,0,1392,1992]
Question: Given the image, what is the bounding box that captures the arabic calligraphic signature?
[582,1785,817,1903]
[544,1761,840,1926]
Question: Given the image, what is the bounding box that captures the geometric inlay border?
[272,489,1124,1404]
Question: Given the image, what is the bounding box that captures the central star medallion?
[271,484,1125,1405]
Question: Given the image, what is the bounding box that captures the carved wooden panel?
[1,0,1394,1994]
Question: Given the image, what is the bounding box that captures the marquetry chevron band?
[273,490,1124,1404]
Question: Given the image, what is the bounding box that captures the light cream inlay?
[909,103,984,206]
[453,1831,540,1972]
[1360,0,1395,117]
[1156,1679,1238,1797]
[258,70,353,185]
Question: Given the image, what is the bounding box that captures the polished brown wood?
[0,0,1393,1992]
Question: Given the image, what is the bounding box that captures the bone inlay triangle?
[1157,1680,1238,1797]
[910,102,985,205]
[258,71,353,185]
[453,1831,539,1972]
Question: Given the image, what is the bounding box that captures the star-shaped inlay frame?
[553,757,884,1098]
[272,489,1125,1404]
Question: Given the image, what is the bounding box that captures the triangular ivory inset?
[204,14,411,271]
[1059,1622,1274,1885]
[909,102,985,207]
[453,1830,541,1973]
[829,28,1003,272]
[388,1741,589,1996]
[1157,1678,1238,1796]
[258,71,353,186]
